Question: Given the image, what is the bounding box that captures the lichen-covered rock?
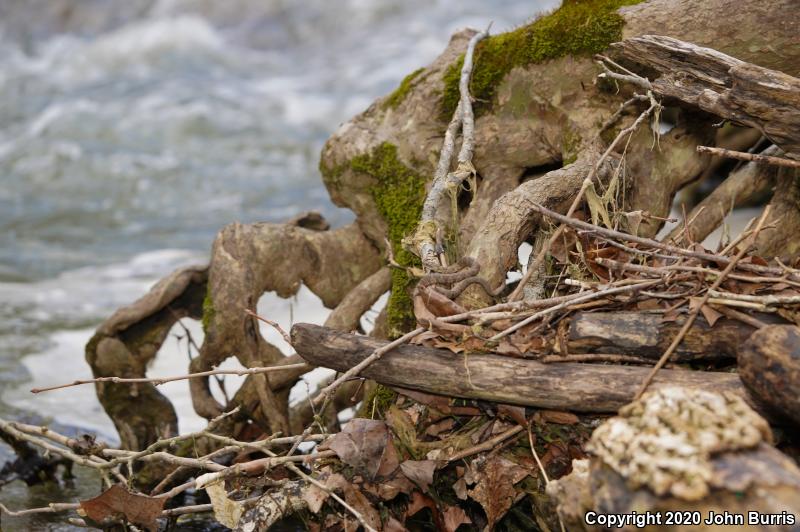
[548,386,800,532]
[588,386,772,500]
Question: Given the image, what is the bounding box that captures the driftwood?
[564,311,777,361]
[290,323,767,416]
[738,325,800,425]
[612,35,800,158]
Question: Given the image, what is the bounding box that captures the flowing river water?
[0,1,557,529]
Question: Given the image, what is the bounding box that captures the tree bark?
[738,325,800,426]
[291,323,768,416]
[613,35,800,158]
[564,311,778,361]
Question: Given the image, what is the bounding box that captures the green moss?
[356,384,398,419]
[561,127,582,165]
[201,289,215,333]
[441,0,644,119]
[383,68,426,110]
[350,142,426,337]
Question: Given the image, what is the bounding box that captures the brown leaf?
[302,482,330,514]
[413,292,470,334]
[495,338,523,357]
[432,336,465,353]
[497,404,527,426]
[384,516,408,532]
[399,460,439,493]
[419,286,467,316]
[425,417,456,437]
[79,484,165,532]
[467,456,529,530]
[375,475,416,501]
[700,303,723,327]
[443,505,472,532]
[393,386,480,416]
[405,491,444,528]
[623,210,645,236]
[342,485,382,532]
[327,419,399,480]
[538,410,579,425]
[636,298,662,311]
[452,477,468,500]
[410,330,441,345]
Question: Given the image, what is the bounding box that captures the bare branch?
[30,363,308,394]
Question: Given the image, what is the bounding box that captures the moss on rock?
[201,289,215,333]
[561,126,583,165]
[441,0,644,119]
[356,383,398,419]
[348,142,426,337]
[383,68,426,110]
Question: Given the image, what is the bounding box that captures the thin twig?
[697,145,800,169]
[30,363,308,394]
[635,206,771,398]
[710,304,767,329]
[246,309,292,345]
[416,25,491,268]
[527,422,566,532]
[491,280,659,341]
[508,91,659,300]
[528,202,800,281]
[447,424,524,463]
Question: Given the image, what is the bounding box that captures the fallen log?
[565,311,774,361]
[738,325,800,426]
[291,323,766,416]
[612,35,800,158]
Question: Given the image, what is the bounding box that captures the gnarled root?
[87,216,383,454]
[193,221,382,434]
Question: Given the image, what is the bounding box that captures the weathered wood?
[291,323,766,415]
[738,325,800,425]
[613,35,800,158]
[565,311,778,361]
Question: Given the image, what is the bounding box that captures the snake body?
[416,257,505,299]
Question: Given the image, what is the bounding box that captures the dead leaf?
[384,516,408,532]
[393,387,480,416]
[425,417,455,437]
[343,485,382,532]
[414,292,470,333]
[419,286,467,316]
[374,475,415,501]
[700,303,723,327]
[690,296,723,327]
[453,477,468,500]
[443,505,472,532]
[203,480,245,528]
[326,419,399,480]
[538,410,579,425]
[623,210,645,236]
[405,491,444,528]
[495,339,523,357]
[78,484,165,532]
[302,482,330,514]
[497,404,527,426]
[467,456,529,530]
[400,460,438,493]
[637,298,663,311]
